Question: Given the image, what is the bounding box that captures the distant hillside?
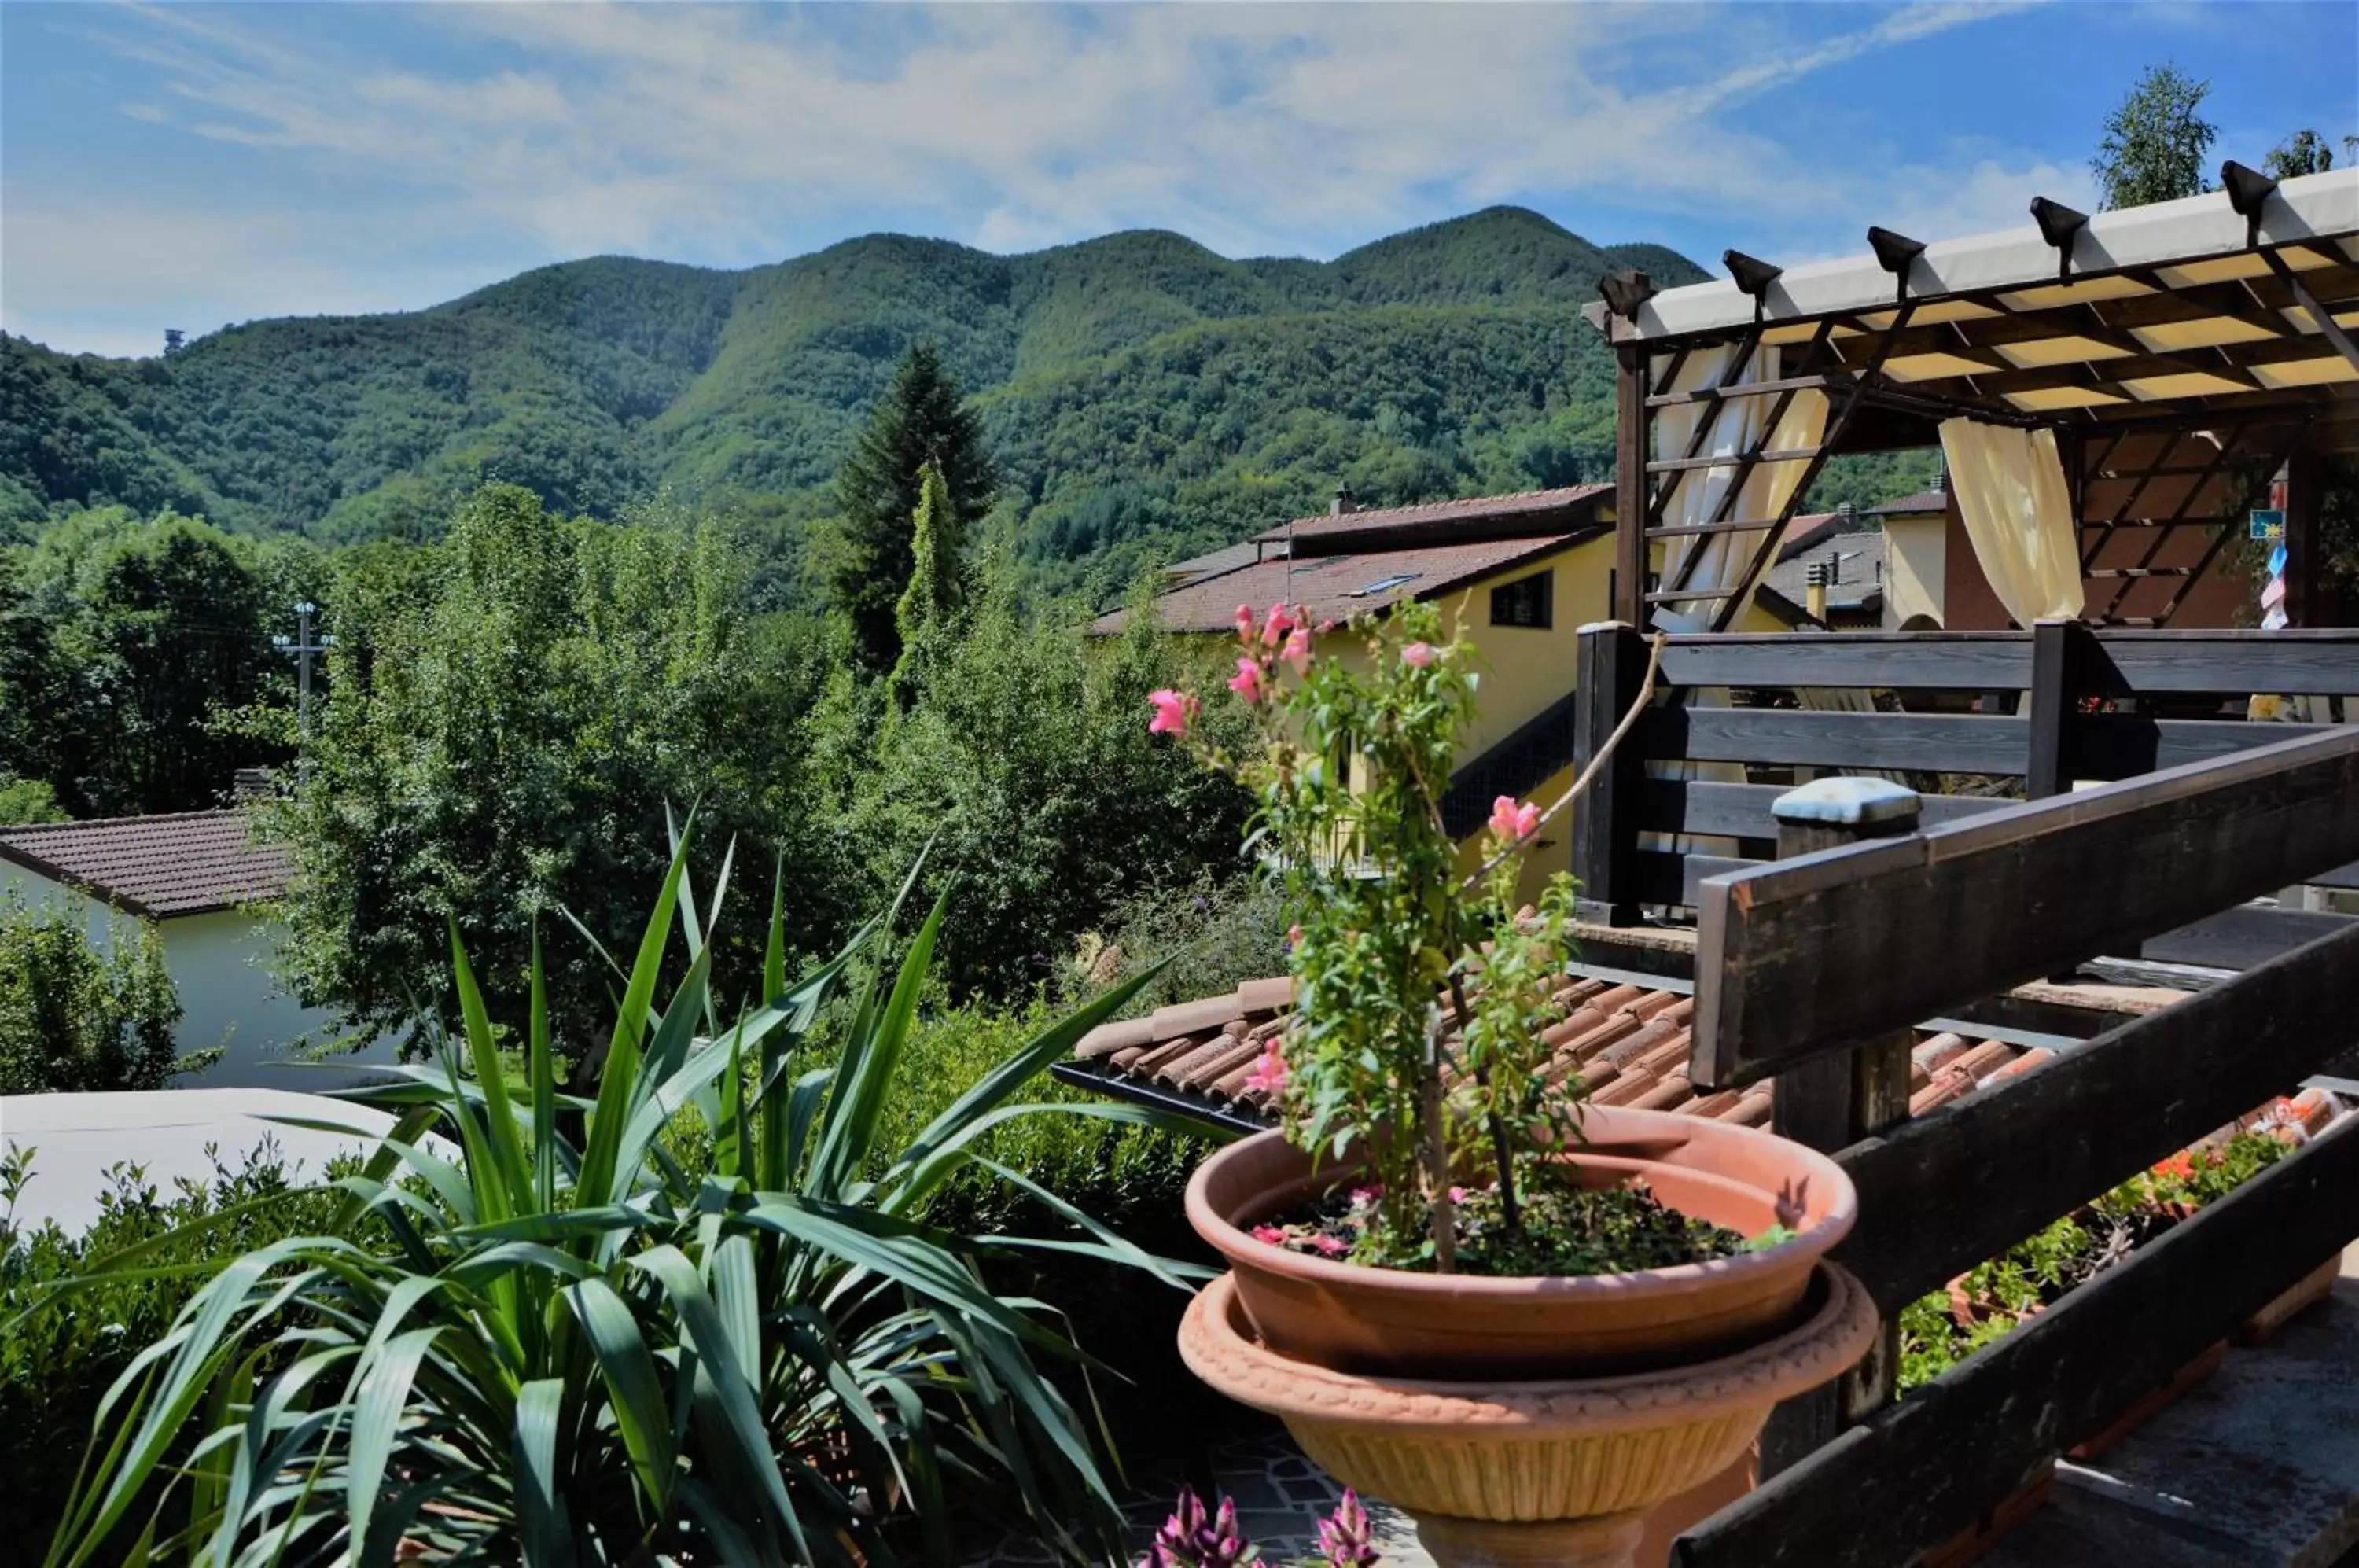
[0,206,1941,594]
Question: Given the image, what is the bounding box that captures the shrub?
[0,892,185,1094]
[1074,870,1290,1019]
[0,1141,353,1548]
[39,839,1202,1565]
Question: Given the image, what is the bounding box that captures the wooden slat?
[1830,916,2359,1313]
[1645,374,1846,408]
[1634,851,1756,909]
[1691,726,2359,1087]
[1635,707,2030,775]
[1573,623,1649,923]
[2084,629,2359,696]
[2075,713,2330,776]
[1673,1113,2359,1568]
[1633,779,2008,841]
[2139,901,2357,970]
[1653,631,2033,691]
[1646,447,1820,476]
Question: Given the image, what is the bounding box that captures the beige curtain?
[1940,420,2085,627]
[1654,346,1832,634]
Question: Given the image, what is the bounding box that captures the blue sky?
[4,2,2354,359]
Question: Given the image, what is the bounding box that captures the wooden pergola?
[1586,162,2359,631]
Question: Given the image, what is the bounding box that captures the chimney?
[1837,500,1855,525]
[1332,485,1357,516]
[230,767,274,803]
[1806,561,1829,623]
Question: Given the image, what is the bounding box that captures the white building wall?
[0,865,398,1089]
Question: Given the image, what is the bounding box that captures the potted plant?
[1147,602,1878,1566]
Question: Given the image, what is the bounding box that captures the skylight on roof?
[1350,572,1421,597]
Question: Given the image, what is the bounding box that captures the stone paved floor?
[968,1419,1434,1566]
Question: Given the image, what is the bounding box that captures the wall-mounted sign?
[2250,508,2287,540]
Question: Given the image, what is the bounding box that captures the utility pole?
[273,600,335,775]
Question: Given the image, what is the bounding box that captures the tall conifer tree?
[822,343,996,672]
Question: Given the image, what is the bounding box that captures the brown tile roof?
[1252,485,1611,548]
[1069,970,2348,1148]
[1094,533,1582,637]
[1868,489,1949,517]
[0,810,290,918]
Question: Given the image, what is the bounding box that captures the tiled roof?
[1868,489,1949,517]
[1767,529,1886,614]
[1251,485,1611,548]
[1069,972,2353,1152]
[1161,541,1265,589]
[0,811,290,918]
[1094,533,1581,636]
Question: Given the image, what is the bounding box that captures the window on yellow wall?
[1489,570,1553,629]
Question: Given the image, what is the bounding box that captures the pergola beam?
[2265,250,2359,374]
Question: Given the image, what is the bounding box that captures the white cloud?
[11,1,2063,352]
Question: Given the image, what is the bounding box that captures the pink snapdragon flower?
[1228,657,1267,704]
[1233,604,1257,642]
[1250,1224,1286,1246]
[1146,689,1198,738]
[1280,625,1313,675]
[1317,1489,1380,1567]
[1489,794,1541,843]
[1243,1038,1289,1097]
[1401,641,1436,668]
[1261,602,1296,648]
[1286,923,1302,949]
[1311,1232,1351,1257]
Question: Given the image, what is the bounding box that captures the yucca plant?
[33,834,1203,1565]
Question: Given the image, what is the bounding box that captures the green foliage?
[2265,128,2341,179]
[888,459,968,704]
[35,838,1201,1565]
[817,561,1253,1001]
[0,1142,358,1550]
[821,343,998,672]
[2093,64,2218,209]
[2,507,291,816]
[1075,870,1291,1018]
[260,484,841,1055]
[0,211,1737,598]
[0,775,68,824]
[0,893,184,1095]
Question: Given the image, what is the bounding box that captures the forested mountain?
[1,206,1940,594]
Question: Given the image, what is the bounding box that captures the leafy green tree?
[819,568,1251,998]
[0,777,67,825]
[889,460,967,705]
[2265,128,2340,179]
[818,342,997,670]
[263,484,840,1056]
[0,893,183,1094]
[2092,64,2217,209]
[8,508,283,816]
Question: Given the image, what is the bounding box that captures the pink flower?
[1285,923,1302,949]
[1280,625,1313,675]
[1243,1038,1288,1097]
[1250,1224,1286,1246]
[1261,602,1296,648]
[1448,1186,1467,1205]
[1316,619,1338,634]
[1233,604,1256,642]
[1349,1184,1383,1208]
[1402,640,1436,668]
[1146,689,1198,738]
[1227,657,1267,705]
[1489,794,1541,843]
[1319,1489,1379,1567]
[1311,1232,1351,1257]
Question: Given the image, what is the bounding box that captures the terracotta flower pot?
[1184,1105,1857,1378]
[1178,1263,1879,1568]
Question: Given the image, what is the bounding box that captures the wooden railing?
[1572,620,2359,969]
[1666,726,2359,1567]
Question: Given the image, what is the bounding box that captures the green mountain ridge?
[2,205,1900,592]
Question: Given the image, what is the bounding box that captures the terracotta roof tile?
[0,810,289,918]
[1091,532,1587,637]
[1253,485,1611,547]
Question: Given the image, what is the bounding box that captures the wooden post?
[2025,617,2087,800]
[1572,621,1647,925]
[1616,345,1649,627]
[1756,776,1922,1477]
[2286,446,2323,629]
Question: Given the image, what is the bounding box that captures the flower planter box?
[1919,1461,2056,1568]
[2066,1339,2227,1462]
[2235,1253,2341,1345]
